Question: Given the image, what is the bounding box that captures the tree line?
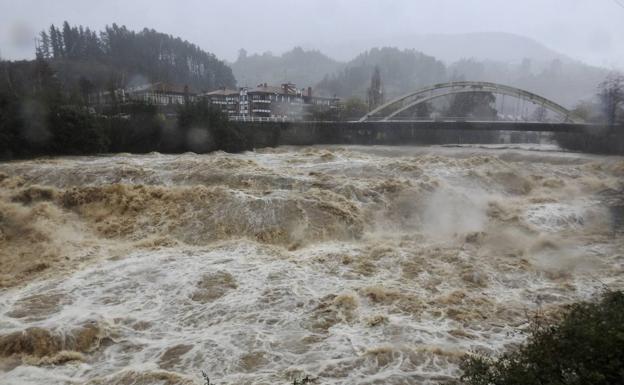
[317,47,447,100]
[34,21,235,102]
[0,58,247,160]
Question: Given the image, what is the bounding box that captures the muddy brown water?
[0,145,623,384]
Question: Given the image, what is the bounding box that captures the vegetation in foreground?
[0,57,250,160]
[459,290,624,385]
[1,20,622,159]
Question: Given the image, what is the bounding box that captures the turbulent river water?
[0,145,623,385]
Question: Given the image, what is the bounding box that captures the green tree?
[460,290,624,385]
[598,72,624,125]
[306,104,340,121]
[62,21,74,58]
[446,92,497,120]
[103,102,163,153]
[39,21,236,98]
[316,47,446,100]
[48,107,108,154]
[0,85,21,159]
[231,47,340,89]
[49,25,64,58]
[176,100,248,153]
[37,31,51,59]
[342,97,369,120]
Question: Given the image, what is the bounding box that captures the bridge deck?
[293,120,599,133]
[233,120,621,150]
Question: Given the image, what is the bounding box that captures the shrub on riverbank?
[176,100,250,153]
[459,290,624,385]
[0,58,249,159]
[554,127,624,155]
[0,98,246,160]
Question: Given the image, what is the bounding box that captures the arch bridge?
[359,81,583,123]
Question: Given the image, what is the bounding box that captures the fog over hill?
[1,20,611,109]
[230,47,342,88]
[235,33,609,107]
[304,32,570,66]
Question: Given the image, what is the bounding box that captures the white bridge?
[359,81,583,123]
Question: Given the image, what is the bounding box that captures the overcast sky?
[1,0,623,69]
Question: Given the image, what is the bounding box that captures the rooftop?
[248,83,299,95]
[202,88,240,96]
[127,82,196,95]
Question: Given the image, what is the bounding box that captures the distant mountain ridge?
[230,47,342,88]
[21,24,609,109]
[316,47,446,99]
[305,32,571,66]
[235,32,609,107]
[405,32,570,65]
[33,22,236,96]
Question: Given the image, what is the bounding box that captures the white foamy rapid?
[1,145,623,385]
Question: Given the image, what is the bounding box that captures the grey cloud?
[0,0,622,68]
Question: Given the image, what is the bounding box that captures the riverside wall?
[235,121,624,153]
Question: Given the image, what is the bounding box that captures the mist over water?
[0,145,623,384]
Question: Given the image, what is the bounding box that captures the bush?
[1,59,249,159]
[553,128,624,155]
[49,106,109,155]
[103,102,164,153]
[0,94,22,159]
[177,100,249,153]
[459,290,624,385]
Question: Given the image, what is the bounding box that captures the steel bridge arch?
[359,81,583,123]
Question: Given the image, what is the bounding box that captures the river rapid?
[0,145,623,385]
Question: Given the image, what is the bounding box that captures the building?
[202,82,339,121]
[125,83,197,105]
[91,81,339,121]
[303,86,339,108]
[89,82,197,107]
[199,88,241,118]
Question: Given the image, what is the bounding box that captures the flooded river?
[1,145,623,384]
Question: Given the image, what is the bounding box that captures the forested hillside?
[315,47,446,99]
[447,58,608,108]
[35,22,235,98]
[310,46,606,108]
[0,22,239,160]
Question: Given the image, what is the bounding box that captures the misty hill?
[315,47,446,99]
[313,32,569,66]
[228,31,608,107]
[447,57,609,108]
[36,22,235,95]
[230,47,341,88]
[311,44,606,107]
[307,31,610,106]
[403,32,567,66]
[28,23,610,108]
